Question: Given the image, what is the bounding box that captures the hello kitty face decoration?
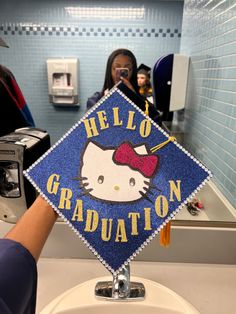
[79,141,158,203]
[24,84,212,274]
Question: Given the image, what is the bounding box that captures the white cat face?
[79,141,154,203]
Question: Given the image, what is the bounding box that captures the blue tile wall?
[180,0,236,208]
[0,0,183,144]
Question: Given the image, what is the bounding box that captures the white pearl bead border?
[23,85,213,276]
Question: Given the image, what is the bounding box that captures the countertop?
[37,258,236,314]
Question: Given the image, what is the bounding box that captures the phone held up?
[115,67,129,83]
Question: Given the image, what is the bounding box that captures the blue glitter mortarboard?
[24,83,212,274]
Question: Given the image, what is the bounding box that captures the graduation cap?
[0,37,9,48]
[24,82,212,274]
[137,63,151,77]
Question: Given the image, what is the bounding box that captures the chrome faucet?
[95,264,145,300]
[112,265,130,299]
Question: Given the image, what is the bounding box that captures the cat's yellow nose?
[114,185,120,191]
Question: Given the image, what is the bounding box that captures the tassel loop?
[159,221,171,247]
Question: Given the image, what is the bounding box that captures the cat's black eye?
[129,177,136,186]
[98,175,104,184]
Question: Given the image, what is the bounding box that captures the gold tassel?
[151,136,176,153]
[144,104,173,248]
[144,101,149,116]
[160,221,171,247]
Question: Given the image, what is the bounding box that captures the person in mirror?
[86,48,160,123]
[137,63,154,105]
[86,48,139,109]
[0,196,58,314]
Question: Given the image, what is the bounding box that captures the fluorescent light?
[65,6,145,20]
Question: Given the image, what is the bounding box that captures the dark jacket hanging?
[0,65,35,137]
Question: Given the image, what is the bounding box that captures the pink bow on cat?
[113,142,158,178]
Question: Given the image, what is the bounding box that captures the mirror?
[0,0,235,226]
[161,119,236,227]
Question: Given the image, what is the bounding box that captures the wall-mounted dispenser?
[152,54,189,112]
[0,127,50,223]
[47,58,79,106]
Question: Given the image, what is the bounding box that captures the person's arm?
[86,91,103,110]
[4,195,58,262]
[120,76,135,92]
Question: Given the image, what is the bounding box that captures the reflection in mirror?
[172,0,236,226]
[162,121,236,227]
[174,181,236,227]
[0,0,235,226]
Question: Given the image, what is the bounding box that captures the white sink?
[40,276,200,314]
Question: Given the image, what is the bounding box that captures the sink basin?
[40,276,200,314]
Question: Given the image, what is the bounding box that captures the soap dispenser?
[47,58,79,106]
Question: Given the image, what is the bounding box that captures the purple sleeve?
[0,239,37,314]
[86,91,103,110]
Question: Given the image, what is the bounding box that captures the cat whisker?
[79,188,93,197]
[72,177,89,189]
[72,176,88,181]
[144,187,154,195]
[144,181,162,192]
[81,182,89,187]
[151,186,162,192]
[139,191,153,203]
[78,183,89,189]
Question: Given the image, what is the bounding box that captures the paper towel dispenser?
[47,58,79,106]
[152,54,189,112]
